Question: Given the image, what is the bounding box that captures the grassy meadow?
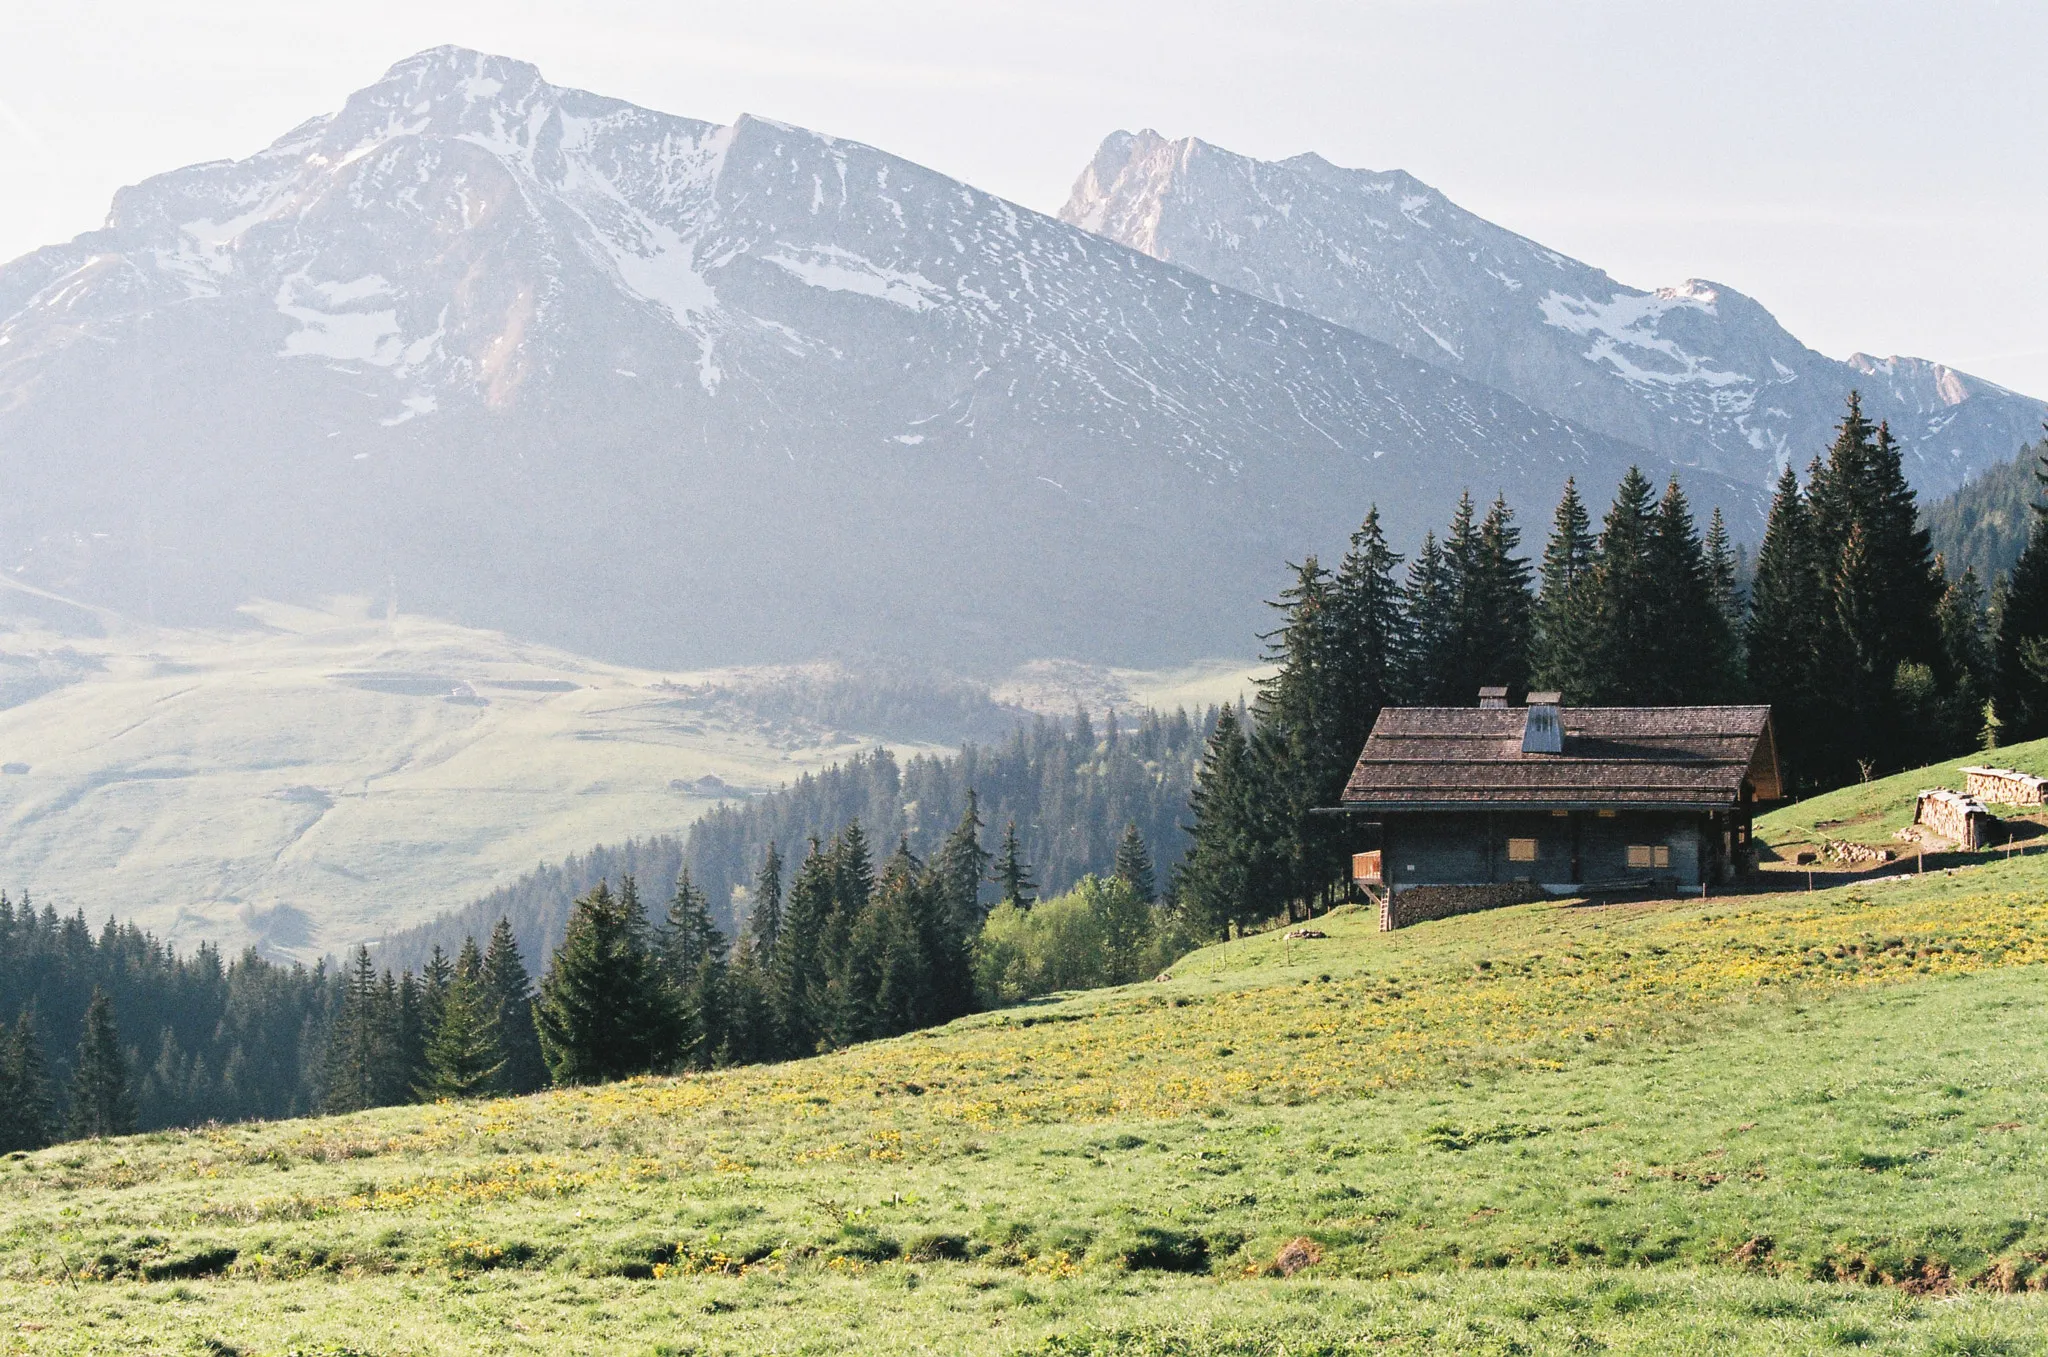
[1755,735,2048,863]
[11,856,2048,1353]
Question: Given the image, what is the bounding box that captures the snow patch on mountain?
[1063,129,2048,496]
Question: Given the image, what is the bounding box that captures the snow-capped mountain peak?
[1061,131,2045,493]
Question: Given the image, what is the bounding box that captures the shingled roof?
[1340,705,1780,810]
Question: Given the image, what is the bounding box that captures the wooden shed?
[1336,693,1781,899]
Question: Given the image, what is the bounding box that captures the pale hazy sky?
[3,0,2043,393]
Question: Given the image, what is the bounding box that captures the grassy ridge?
[11,860,2048,1352]
[1755,735,2048,856]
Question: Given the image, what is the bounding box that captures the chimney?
[1522,691,1563,754]
[1478,686,1508,709]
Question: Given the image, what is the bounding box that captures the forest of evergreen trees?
[0,795,1179,1145]
[1176,395,2003,932]
[382,707,1215,973]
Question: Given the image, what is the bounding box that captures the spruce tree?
[1705,507,1744,645]
[1648,476,1738,701]
[1329,506,1406,725]
[659,870,729,1070]
[769,840,835,1056]
[1469,494,1534,697]
[1996,505,2048,742]
[748,842,784,961]
[934,792,993,935]
[1113,822,1156,902]
[0,1011,52,1151]
[1402,531,1461,703]
[1253,556,1353,913]
[1179,706,1281,937]
[68,988,134,1138]
[1805,397,1947,775]
[990,819,1037,909]
[1746,464,1828,789]
[1937,562,1992,751]
[1532,477,1599,700]
[415,968,505,1101]
[480,918,546,1094]
[323,946,394,1113]
[1584,468,1663,703]
[534,878,678,1085]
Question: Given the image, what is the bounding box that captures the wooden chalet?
[1337,692,1781,897]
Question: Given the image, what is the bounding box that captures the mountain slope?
[1924,439,2044,585]
[0,49,1723,674]
[1063,130,2047,496]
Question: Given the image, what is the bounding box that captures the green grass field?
[11,855,2048,1354]
[1756,736,2048,861]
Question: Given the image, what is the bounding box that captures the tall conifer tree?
[534,879,678,1084]
[1532,477,1599,700]
[1747,464,1828,789]
[748,842,784,961]
[990,819,1037,909]
[1113,822,1156,902]
[481,918,546,1094]
[0,1011,52,1151]
[68,988,134,1138]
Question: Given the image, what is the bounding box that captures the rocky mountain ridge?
[1062,129,2044,497]
[0,48,1732,670]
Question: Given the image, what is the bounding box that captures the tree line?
[381,706,1216,973]
[1178,394,1996,932]
[0,796,1185,1140]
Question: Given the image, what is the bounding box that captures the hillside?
[1754,735,2048,864]
[0,47,1700,673]
[1064,130,2048,497]
[1925,440,2044,585]
[9,859,2048,1351]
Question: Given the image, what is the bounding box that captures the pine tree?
[1583,468,1664,703]
[990,819,1037,909]
[659,870,729,1070]
[394,970,427,1104]
[1532,477,1599,700]
[1705,507,1744,645]
[1329,506,1406,725]
[68,988,134,1138]
[481,918,547,1094]
[1402,531,1461,703]
[323,946,395,1113]
[1747,464,1828,790]
[769,839,835,1056]
[0,1011,53,1151]
[934,791,993,935]
[1178,706,1281,937]
[1937,562,1992,751]
[1647,476,1738,701]
[1468,494,1534,696]
[1113,822,1156,902]
[748,842,784,961]
[1805,396,1947,776]
[1252,556,1353,914]
[415,967,505,1101]
[534,878,678,1085]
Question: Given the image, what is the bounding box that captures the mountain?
[0,49,1744,674]
[1924,440,2045,586]
[1062,131,2047,497]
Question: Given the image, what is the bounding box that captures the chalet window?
[1506,837,1538,862]
[1626,844,1671,869]
[1597,809,1617,819]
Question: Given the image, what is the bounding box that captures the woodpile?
[1915,788,1998,851]
[1962,766,2048,807]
